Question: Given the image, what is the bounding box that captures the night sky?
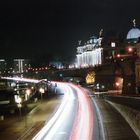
[0,0,140,62]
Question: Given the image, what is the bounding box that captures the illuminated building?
[126,19,140,55]
[13,59,30,74]
[49,61,64,69]
[127,19,140,44]
[75,20,140,94]
[13,59,24,73]
[76,33,103,68]
[0,59,31,76]
[125,19,140,93]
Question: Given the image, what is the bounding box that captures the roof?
[127,28,140,40]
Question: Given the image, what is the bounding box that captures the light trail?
[1,76,39,83]
[32,82,76,140]
[69,84,94,140]
[32,82,94,140]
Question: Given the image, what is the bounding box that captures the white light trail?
[33,82,94,140]
[32,82,76,140]
[1,77,39,83]
[69,85,94,140]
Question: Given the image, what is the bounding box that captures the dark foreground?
[0,95,62,140]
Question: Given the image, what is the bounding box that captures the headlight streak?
[69,84,94,140]
[1,76,39,83]
[33,82,94,140]
[32,82,76,140]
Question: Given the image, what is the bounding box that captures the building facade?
[0,59,31,76]
[76,36,103,68]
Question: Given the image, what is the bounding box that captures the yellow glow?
[86,71,95,84]
[115,82,120,87]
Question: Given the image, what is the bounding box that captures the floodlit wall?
[76,48,103,68]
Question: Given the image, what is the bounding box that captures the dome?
[127,28,140,40]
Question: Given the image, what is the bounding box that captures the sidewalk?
[0,95,63,140]
[95,98,139,140]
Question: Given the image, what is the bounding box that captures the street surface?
[0,82,139,140]
[91,97,139,140]
[33,82,98,140]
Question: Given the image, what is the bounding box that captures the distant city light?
[115,82,120,87]
[15,96,22,104]
[127,47,133,52]
[26,89,31,95]
[117,54,121,58]
[111,42,116,47]
[39,88,45,93]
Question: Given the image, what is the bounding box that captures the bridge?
[48,57,136,95]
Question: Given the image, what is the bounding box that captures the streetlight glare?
[15,96,22,104]
[39,88,45,94]
[26,89,31,95]
[128,47,133,52]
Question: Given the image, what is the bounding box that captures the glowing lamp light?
[86,71,95,84]
[26,89,31,95]
[16,97,22,104]
[111,42,116,47]
[39,88,45,93]
[117,54,121,58]
[127,47,133,53]
[115,82,120,87]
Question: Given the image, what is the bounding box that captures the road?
[33,82,139,140]
[33,82,101,140]
[0,82,138,140]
